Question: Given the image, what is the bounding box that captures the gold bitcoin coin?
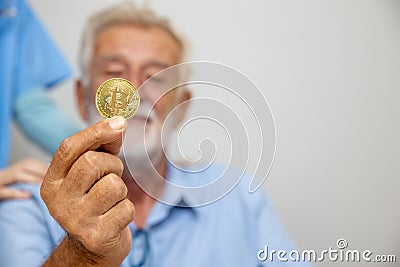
[95,78,140,119]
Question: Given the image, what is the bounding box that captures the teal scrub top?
[0,0,71,168]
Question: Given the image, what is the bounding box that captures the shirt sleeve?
[13,86,82,154]
[13,0,71,97]
[0,184,63,267]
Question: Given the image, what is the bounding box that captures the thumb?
[98,116,127,155]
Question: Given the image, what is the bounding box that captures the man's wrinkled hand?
[41,116,135,266]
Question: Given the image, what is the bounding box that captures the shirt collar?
[159,162,199,208]
[160,161,222,208]
[143,162,200,229]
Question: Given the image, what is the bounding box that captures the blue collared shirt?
[0,163,311,267]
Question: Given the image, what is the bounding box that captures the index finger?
[47,116,127,181]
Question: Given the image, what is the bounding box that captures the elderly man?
[0,2,310,267]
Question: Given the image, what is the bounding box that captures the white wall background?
[10,0,400,266]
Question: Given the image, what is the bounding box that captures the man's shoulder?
[0,183,44,216]
[171,162,262,187]
[169,162,270,209]
[0,183,65,266]
[0,182,65,241]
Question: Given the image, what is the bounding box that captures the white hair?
[79,1,187,85]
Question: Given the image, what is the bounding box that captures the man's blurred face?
[80,24,185,168]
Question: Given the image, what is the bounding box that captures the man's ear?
[75,79,88,121]
[173,87,191,128]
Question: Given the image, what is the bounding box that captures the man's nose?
[125,72,141,88]
[125,72,152,103]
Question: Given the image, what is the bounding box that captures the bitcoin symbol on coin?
[109,86,128,116]
[96,78,140,119]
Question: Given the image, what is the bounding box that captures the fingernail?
[109,116,126,130]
